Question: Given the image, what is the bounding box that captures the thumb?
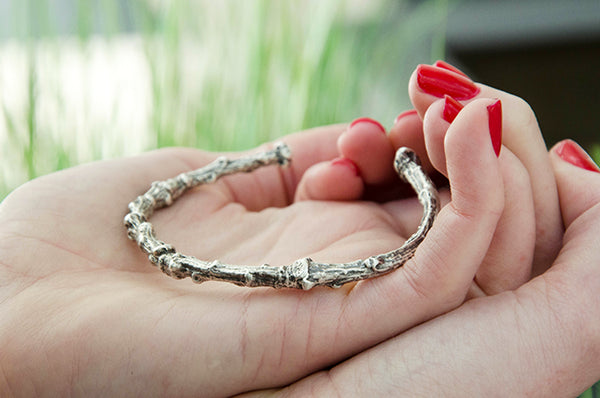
[549,139,600,228]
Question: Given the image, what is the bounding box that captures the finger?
[294,158,364,201]
[388,109,435,173]
[550,139,600,228]
[297,114,447,204]
[424,98,535,294]
[546,139,600,353]
[545,140,600,329]
[300,115,426,203]
[409,61,562,276]
[340,97,504,334]
[337,117,396,185]
[473,147,534,294]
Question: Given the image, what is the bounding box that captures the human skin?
[0,64,560,397]
[406,62,564,277]
[0,120,506,397]
[251,140,600,397]
[324,61,562,297]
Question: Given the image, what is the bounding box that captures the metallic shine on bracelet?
[124,143,440,290]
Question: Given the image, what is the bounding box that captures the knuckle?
[507,95,540,132]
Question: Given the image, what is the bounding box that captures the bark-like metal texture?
[124,143,440,289]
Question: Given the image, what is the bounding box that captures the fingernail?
[442,95,464,123]
[434,60,469,78]
[555,140,600,173]
[394,109,418,125]
[416,64,480,100]
[487,100,502,157]
[331,157,360,176]
[349,117,386,134]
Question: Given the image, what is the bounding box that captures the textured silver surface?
[124,143,440,289]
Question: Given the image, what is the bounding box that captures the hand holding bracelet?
[124,143,439,289]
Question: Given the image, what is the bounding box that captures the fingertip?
[331,157,360,177]
[393,109,418,126]
[408,62,479,120]
[350,117,386,133]
[442,95,464,124]
[552,140,600,174]
[487,99,503,158]
[550,140,600,228]
[444,98,505,217]
[294,158,364,202]
[338,118,396,185]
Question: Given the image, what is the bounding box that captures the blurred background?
[0,0,449,198]
[0,0,599,395]
[1,0,599,200]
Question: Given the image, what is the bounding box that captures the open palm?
[0,62,568,397]
[0,118,507,397]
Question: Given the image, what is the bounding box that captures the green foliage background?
[0,0,449,198]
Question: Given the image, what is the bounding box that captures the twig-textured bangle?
[124,143,440,289]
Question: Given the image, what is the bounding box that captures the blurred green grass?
[0,0,449,199]
[2,0,599,200]
[0,1,599,395]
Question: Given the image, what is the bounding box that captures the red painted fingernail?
[416,64,480,100]
[394,109,418,125]
[555,140,600,173]
[331,157,360,176]
[349,117,386,134]
[442,95,464,123]
[434,60,469,78]
[487,100,502,157]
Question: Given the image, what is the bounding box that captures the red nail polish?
[331,157,360,176]
[434,60,469,78]
[442,95,464,123]
[487,100,502,157]
[349,117,386,134]
[394,109,418,125]
[555,140,600,173]
[416,64,480,100]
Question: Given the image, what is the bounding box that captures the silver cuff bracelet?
[124,143,440,290]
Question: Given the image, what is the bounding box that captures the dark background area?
[444,0,600,148]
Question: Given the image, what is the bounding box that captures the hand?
[328,60,557,298]
[402,61,563,278]
[0,116,510,397]
[257,141,600,397]
[0,59,552,396]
